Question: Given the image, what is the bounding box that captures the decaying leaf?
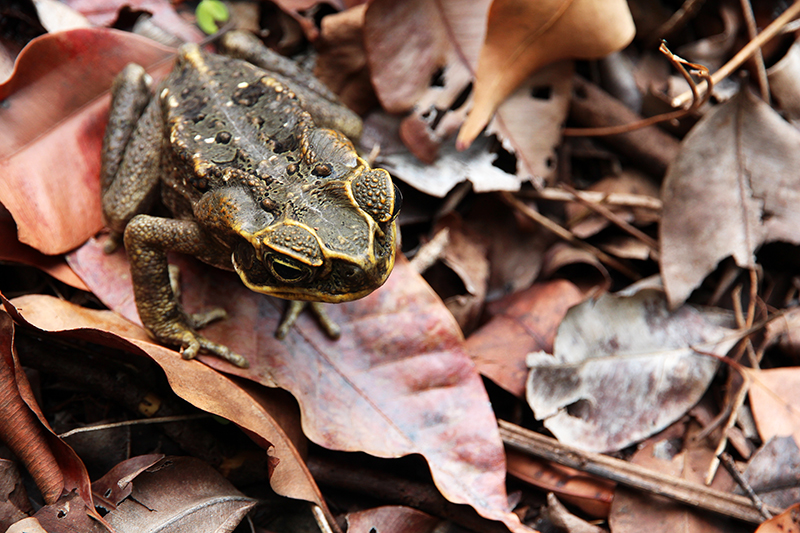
[102,457,256,533]
[526,289,739,452]
[0,29,174,255]
[457,0,635,148]
[660,90,800,308]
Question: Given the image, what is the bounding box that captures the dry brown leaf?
[346,506,439,533]
[457,0,635,148]
[64,242,526,532]
[660,90,800,308]
[0,309,107,529]
[755,503,800,533]
[467,280,584,397]
[102,457,256,532]
[767,39,800,126]
[539,242,611,294]
[749,368,800,449]
[526,289,739,452]
[0,29,174,255]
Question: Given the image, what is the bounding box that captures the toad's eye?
[268,256,308,283]
[390,184,402,221]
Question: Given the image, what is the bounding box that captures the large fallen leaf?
[2,293,334,523]
[526,289,739,452]
[102,456,256,532]
[457,0,635,148]
[0,28,174,255]
[660,90,800,307]
[65,243,527,532]
[749,367,800,449]
[365,114,521,197]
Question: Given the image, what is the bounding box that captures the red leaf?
[0,28,174,255]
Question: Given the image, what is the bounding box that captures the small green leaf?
[196,0,230,35]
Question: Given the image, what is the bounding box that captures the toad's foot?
[152,316,249,368]
[276,301,341,340]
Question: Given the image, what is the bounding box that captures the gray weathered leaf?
[660,90,800,307]
[526,289,740,452]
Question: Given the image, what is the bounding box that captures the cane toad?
[101,31,399,368]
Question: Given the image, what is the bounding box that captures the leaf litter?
[5,0,800,532]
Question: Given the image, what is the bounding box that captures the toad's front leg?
[124,215,249,368]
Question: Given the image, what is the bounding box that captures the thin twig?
[719,452,773,520]
[559,182,659,253]
[498,420,782,524]
[500,192,640,279]
[523,188,663,211]
[673,0,800,107]
[58,414,210,439]
[564,42,711,137]
[740,0,770,102]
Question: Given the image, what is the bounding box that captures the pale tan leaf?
[660,90,800,307]
[526,289,738,452]
[749,368,800,448]
[458,0,635,148]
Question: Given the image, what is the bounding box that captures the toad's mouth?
[231,251,391,303]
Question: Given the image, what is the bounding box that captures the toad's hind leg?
[101,64,163,253]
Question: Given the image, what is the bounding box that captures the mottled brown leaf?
[660,90,800,307]
[0,29,174,255]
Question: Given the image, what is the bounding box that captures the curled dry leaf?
[660,90,800,308]
[66,241,526,533]
[526,289,739,452]
[0,307,109,531]
[0,29,174,255]
[457,0,635,148]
